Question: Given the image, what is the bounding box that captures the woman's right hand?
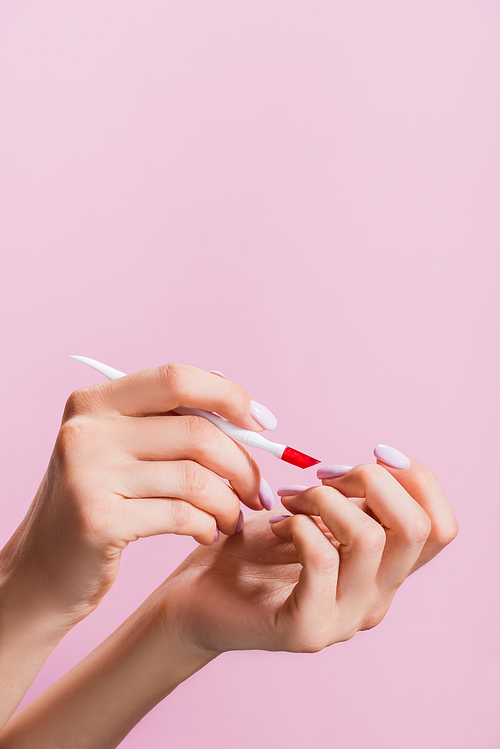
[0,363,275,630]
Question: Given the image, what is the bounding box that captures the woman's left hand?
[157,449,458,655]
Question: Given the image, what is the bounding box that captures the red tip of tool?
[281,446,321,469]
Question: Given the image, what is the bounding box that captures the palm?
[165,513,303,653]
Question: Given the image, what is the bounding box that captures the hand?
[157,452,458,655]
[0,363,275,628]
[0,452,458,744]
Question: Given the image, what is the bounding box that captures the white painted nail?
[269,515,290,524]
[374,444,411,469]
[317,465,353,479]
[277,485,309,497]
[249,400,278,431]
[259,478,274,510]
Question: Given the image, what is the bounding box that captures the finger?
[121,414,263,511]
[319,463,432,591]
[120,460,241,536]
[320,448,458,567]
[270,513,340,651]
[373,448,458,569]
[278,483,367,517]
[115,498,218,546]
[69,363,277,431]
[280,486,386,624]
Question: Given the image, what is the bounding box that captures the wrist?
[0,582,218,748]
[151,567,224,664]
[0,493,99,641]
[0,565,70,730]
[142,580,219,686]
[0,551,75,648]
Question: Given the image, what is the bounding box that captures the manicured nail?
[374,444,411,469]
[249,400,278,431]
[235,510,244,533]
[210,370,226,378]
[259,478,274,511]
[317,465,353,479]
[269,514,290,524]
[277,485,309,497]
[213,526,220,542]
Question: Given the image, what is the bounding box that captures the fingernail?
[277,484,309,497]
[210,370,226,378]
[317,465,353,479]
[235,510,244,533]
[374,444,411,469]
[259,478,274,511]
[213,526,220,542]
[269,514,290,524]
[249,400,278,431]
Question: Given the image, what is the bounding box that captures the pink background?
[1,1,499,747]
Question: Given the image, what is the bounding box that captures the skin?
[0,459,457,747]
[0,362,458,744]
[163,456,458,654]
[0,363,268,727]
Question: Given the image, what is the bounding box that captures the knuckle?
[168,499,194,531]
[213,379,247,420]
[296,640,325,654]
[308,548,339,574]
[63,388,93,419]
[405,513,432,546]
[354,463,387,484]
[56,416,95,460]
[286,631,329,654]
[299,485,337,513]
[308,485,333,502]
[77,502,114,545]
[361,607,388,631]
[193,517,218,546]
[352,519,386,552]
[180,461,209,498]
[157,362,188,401]
[184,415,219,450]
[433,517,459,547]
[63,385,108,421]
[336,626,358,643]
[345,627,359,642]
[289,513,313,534]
